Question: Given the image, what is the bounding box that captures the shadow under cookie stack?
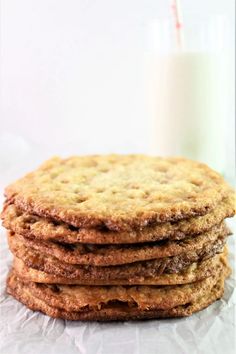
[2,155,235,321]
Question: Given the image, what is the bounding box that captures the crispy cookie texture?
[7,222,229,266]
[4,155,234,231]
[12,251,225,286]
[7,269,223,311]
[2,196,235,244]
[7,266,229,321]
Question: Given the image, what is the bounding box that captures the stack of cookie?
[2,155,235,321]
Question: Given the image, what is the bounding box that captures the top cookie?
[4,155,233,231]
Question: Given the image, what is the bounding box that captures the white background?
[0,0,235,179]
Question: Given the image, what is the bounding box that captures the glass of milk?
[148,15,232,174]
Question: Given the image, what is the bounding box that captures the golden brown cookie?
[10,234,227,285]
[12,250,226,285]
[2,196,235,244]
[4,155,233,231]
[7,266,229,321]
[7,222,229,266]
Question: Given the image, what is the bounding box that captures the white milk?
[149,52,229,172]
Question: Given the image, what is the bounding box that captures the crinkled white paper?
[0,134,235,354]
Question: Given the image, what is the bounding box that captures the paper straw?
[171,0,185,50]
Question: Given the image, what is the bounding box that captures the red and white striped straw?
[171,0,184,50]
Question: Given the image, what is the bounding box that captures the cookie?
[10,233,227,284]
[4,155,233,231]
[2,196,235,244]
[12,250,226,285]
[7,222,229,266]
[7,266,229,321]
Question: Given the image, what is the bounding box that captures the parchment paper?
[0,134,235,354]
